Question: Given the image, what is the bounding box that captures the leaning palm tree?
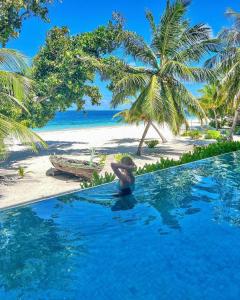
[107,0,217,155]
[114,108,168,145]
[205,8,240,140]
[0,48,46,159]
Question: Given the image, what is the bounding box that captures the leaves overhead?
[0,48,46,158]
[105,0,217,133]
[0,0,55,46]
[28,17,124,128]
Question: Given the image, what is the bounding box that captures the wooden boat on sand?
[49,155,102,179]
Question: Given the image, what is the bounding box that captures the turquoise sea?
[35,110,198,132]
[35,110,122,131]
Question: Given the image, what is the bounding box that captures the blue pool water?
[1,152,240,299]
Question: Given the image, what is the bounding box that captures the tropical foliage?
[198,83,224,129]
[205,8,240,139]
[145,140,159,148]
[181,129,203,139]
[114,109,167,145]
[204,129,221,140]
[96,0,217,155]
[80,171,116,189]
[136,141,240,175]
[0,0,55,46]
[25,16,124,128]
[0,48,46,158]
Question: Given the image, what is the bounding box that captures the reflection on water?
[111,195,137,211]
[0,206,87,299]
[71,151,240,232]
[1,152,240,299]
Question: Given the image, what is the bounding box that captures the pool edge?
[1,150,239,212]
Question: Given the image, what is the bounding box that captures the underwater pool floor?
[1,152,240,299]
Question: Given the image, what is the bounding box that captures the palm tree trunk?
[136,121,151,156]
[213,110,218,130]
[150,121,167,143]
[229,105,240,140]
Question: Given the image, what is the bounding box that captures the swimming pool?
[1,152,240,300]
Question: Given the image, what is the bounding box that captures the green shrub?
[18,166,25,178]
[98,154,107,167]
[181,131,189,137]
[80,141,240,189]
[114,153,133,162]
[209,119,227,129]
[216,135,228,142]
[234,126,240,135]
[145,140,159,148]
[182,130,202,139]
[80,171,116,189]
[204,130,221,140]
[136,141,240,175]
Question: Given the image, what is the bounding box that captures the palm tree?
[114,108,167,147]
[205,9,240,140]
[0,48,46,159]
[198,84,222,130]
[108,0,216,155]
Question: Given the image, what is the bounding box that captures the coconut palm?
[205,9,240,140]
[0,48,46,159]
[198,83,223,130]
[114,109,168,146]
[107,0,217,155]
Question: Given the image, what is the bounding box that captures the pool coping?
[1,150,239,212]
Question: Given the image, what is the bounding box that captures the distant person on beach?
[111,157,136,197]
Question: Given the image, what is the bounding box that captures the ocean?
[35,110,198,132]
[35,110,122,131]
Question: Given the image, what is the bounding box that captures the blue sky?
[8,0,239,110]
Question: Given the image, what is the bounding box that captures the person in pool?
[111,156,136,197]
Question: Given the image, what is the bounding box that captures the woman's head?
[120,156,136,170]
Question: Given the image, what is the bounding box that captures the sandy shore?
[0,123,205,209]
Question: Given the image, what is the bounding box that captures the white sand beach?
[0,123,205,209]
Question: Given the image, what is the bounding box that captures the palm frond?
[170,79,206,119]
[175,39,219,63]
[122,31,159,68]
[111,73,149,108]
[153,0,190,57]
[0,114,47,159]
[0,70,31,101]
[0,48,29,72]
[146,10,157,34]
[226,8,240,30]
[163,61,215,82]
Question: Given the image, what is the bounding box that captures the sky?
[7,0,239,110]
